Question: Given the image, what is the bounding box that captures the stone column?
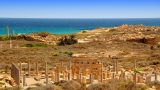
[80,73,82,83]
[64,68,68,81]
[119,71,125,80]
[61,61,63,67]
[113,59,118,74]
[101,62,103,82]
[155,72,158,83]
[9,38,12,48]
[45,62,48,85]
[90,73,93,83]
[103,72,106,80]
[115,60,118,74]
[63,72,65,80]
[68,72,71,81]
[69,59,72,80]
[113,59,116,72]
[106,71,110,79]
[36,62,39,76]
[55,72,60,82]
[28,61,31,77]
[65,72,68,81]
[19,62,22,76]
[137,75,143,83]
[112,72,115,79]
[134,60,137,85]
[0,43,2,49]
[82,76,86,84]
[23,74,26,87]
[78,69,83,82]
[6,26,10,37]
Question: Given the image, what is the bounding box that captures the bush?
[34,43,48,47]
[23,43,48,47]
[82,30,87,33]
[55,80,81,90]
[57,35,78,46]
[87,83,111,90]
[87,79,149,90]
[109,29,118,32]
[64,51,73,57]
[25,44,34,47]
[0,36,17,41]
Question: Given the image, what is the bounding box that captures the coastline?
[0,18,160,35]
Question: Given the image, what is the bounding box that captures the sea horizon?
[0,18,160,35]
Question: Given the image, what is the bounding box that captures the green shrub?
[82,30,87,33]
[57,35,78,46]
[34,43,48,47]
[0,36,17,41]
[64,51,73,57]
[25,44,34,47]
[55,80,81,90]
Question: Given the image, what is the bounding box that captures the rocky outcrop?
[0,75,16,87]
[127,37,160,45]
[17,33,59,45]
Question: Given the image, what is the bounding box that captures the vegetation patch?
[23,43,48,47]
[0,36,17,41]
[51,51,74,57]
[81,30,87,33]
[35,32,49,37]
[57,35,78,46]
[109,28,118,32]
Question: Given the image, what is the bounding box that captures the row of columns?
[19,61,49,86]
[18,59,155,87]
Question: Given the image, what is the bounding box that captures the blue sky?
[0,0,160,18]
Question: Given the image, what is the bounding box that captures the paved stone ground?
[21,77,51,90]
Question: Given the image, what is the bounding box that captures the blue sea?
[0,18,160,35]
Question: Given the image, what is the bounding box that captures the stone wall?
[11,63,20,85]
